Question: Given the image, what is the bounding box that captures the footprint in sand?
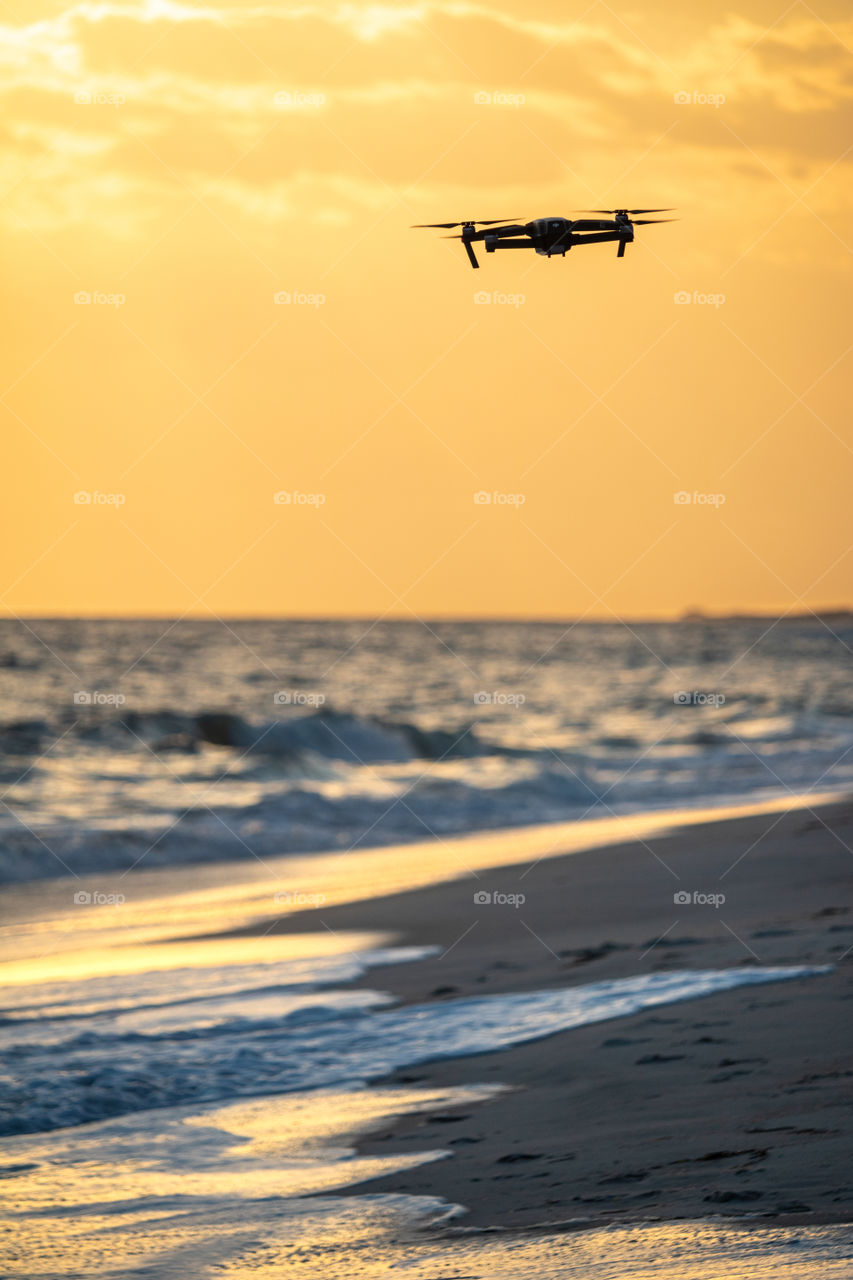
[704,1189,764,1202]
[635,1053,687,1064]
[495,1152,543,1163]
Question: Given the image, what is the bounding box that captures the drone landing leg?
[617,239,627,258]
[463,240,479,269]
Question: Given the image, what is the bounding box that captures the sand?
[261,797,853,1232]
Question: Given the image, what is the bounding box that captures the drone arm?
[570,230,625,247]
[570,219,616,232]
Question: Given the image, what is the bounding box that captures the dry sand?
[264,798,853,1232]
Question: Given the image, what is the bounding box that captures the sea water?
[1,616,851,881]
[0,902,840,1277]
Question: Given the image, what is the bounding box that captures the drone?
[412,209,677,269]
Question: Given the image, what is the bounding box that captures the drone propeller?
[573,206,676,213]
[631,217,679,225]
[411,218,520,229]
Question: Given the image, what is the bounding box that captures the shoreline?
[256,797,853,1232]
[3,794,853,1277]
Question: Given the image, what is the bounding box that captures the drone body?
[412,210,676,269]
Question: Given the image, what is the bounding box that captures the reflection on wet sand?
[2,796,850,1277]
[3,1084,851,1277]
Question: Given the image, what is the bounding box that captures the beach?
[1,796,852,1275]
[241,796,853,1234]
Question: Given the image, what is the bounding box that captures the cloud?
[0,2,850,237]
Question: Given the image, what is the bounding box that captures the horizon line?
[2,608,851,625]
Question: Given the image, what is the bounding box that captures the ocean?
[1,616,851,882]
[2,616,851,1276]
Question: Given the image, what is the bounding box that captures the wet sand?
[265,798,853,1231]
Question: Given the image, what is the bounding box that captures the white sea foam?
[0,957,829,1135]
[1,617,851,882]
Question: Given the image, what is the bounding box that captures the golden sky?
[2,0,851,619]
